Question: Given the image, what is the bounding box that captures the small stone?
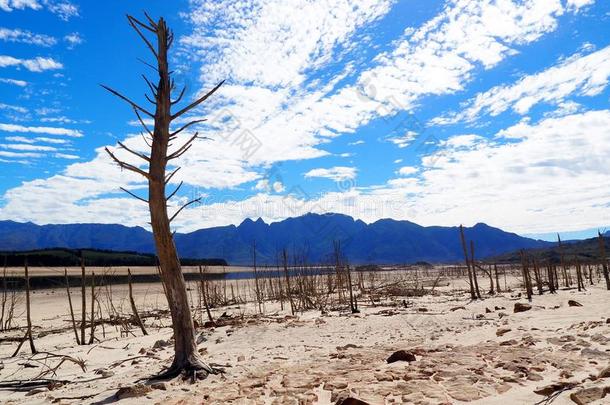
[115,384,152,400]
[500,339,518,346]
[485,307,492,313]
[568,300,583,307]
[336,398,370,405]
[569,387,606,404]
[152,339,171,349]
[514,303,531,313]
[450,306,465,311]
[598,366,610,379]
[237,355,246,362]
[534,381,577,396]
[387,350,416,363]
[151,382,167,391]
[494,306,505,310]
[496,328,511,337]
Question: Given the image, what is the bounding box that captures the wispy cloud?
[433,45,610,125]
[0,0,41,12]
[0,77,27,86]
[0,27,56,46]
[0,55,63,72]
[63,32,82,49]
[304,166,356,181]
[0,123,82,137]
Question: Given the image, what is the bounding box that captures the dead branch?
[117,141,150,162]
[167,133,199,161]
[165,167,180,184]
[169,198,201,223]
[100,84,154,117]
[126,15,158,57]
[170,119,206,137]
[105,147,151,179]
[165,181,183,201]
[171,80,224,120]
[119,187,149,204]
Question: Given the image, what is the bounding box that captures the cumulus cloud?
[0,0,601,233]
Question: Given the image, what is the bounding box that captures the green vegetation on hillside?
[489,236,610,264]
[0,248,227,267]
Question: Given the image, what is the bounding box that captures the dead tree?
[13,258,35,356]
[80,253,86,345]
[252,240,262,313]
[459,225,477,300]
[494,263,501,293]
[469,240,482,299]
[198,265,214,324]
[519,250,533,301]
[282,248,295,315]
[65,269,80,344]
[1,255,7,332]
[88,271,96,344]
[598,231,610,290]
[128,268,148,335]
[102,13,223,379]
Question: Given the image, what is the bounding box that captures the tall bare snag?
[103,13,223,378]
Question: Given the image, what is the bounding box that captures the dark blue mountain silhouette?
[0,213,551,264]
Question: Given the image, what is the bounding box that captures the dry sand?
[0,273,608,404]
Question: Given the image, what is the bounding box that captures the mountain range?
[0,213,552,265]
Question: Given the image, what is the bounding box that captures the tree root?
[149,355,224,382]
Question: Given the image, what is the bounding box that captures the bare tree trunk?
[282,249,295,315]
[65,268,80,344]
[128,268,148,335]
[252,240,262,314]
[1,256,6,332]
[88,271,96,344]
[598,232,610,290]
[14,258,36,356]
[103,14,224,379]
[470,241,481,299]
[494,263,501,293]
[80,253,86,345]
[198,266,213,324]
[459,225,476,300]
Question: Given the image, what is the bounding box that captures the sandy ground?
[0,273,608,404]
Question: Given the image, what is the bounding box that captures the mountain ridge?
[0,213,551,265]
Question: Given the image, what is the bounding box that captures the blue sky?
[0,0,609,241]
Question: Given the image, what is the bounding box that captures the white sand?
[0,272,608,404]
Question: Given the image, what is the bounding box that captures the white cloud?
[0,142,57,151]
[0,27,56,46]
[434,45,610,124]
[348,140,365,146]
[0,0,598,232]
[64,32,82,49]
[387,131,417,148]
[0,0,41,12]
[0,77,27,86]
[304,166,356,181]
[396,166,417,176]
[0,55,63,72]
[0,123,82,137]
[54,152,78,159]
[44,0,78,20]
[0,103,27,114]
